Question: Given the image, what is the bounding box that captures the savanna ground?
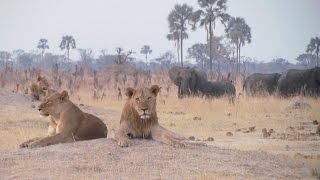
[0,79,320,179]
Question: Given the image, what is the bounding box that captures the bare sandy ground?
[0,139,310,179]
[0,91,317,179]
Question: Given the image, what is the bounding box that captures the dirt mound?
[0,139,309,179]
[287,101,312,110]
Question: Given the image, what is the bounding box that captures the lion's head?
[38,90,69,117]
[37,76,49,91]
[125,85,160,120]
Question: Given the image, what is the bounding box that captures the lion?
[29,76,56,101]
[114,85,186,148]
[20,90,108,148]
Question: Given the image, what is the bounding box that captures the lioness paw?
[172,141,185,148]
[19,142,29,148]
[28,142,45,149]
[118,139,132,147]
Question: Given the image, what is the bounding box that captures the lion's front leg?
[151,125,185,148]
[28,133,74,148]
[19,137,43,148]
[114,122,132,147]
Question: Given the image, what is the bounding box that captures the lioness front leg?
[28,133,73,148]
[152,125,185,148]
[114,122,132,147]
[19,137,42,148]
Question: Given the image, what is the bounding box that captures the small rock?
[206,137,214,141]
[262,128,267,133]
[289,101,312,110]
[288,126,295,131]
[266,115,270,118]
[169,123,176,127]
[236,128,242,132]
[193,116,202,121]
[263,131,271,138]
[227,113,232,116]
[268,129,275,134]
[188,136,195,141]
[313,120,319,125]
[226,132,233,136]
[249,126,256,132]
[297,126,304,130]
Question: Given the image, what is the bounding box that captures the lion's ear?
[60,90,69,100]
[150,85,160,96]
[37,76,42,82]
[125,87,135,98]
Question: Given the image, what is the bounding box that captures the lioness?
[30,76,56,101]
[115,85,186,148]
[20,90,108,148]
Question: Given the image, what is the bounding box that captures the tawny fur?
[114,85,186,148]
[20,90,108,148]
[29,76,55,101]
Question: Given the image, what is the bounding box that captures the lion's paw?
[172,141,185,148]
[118,139,132,147]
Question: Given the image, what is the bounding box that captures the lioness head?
[37,76,49,91]
[38,90,69,116]
[125,85,160,120]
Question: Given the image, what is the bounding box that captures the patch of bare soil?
[0,139,310,179]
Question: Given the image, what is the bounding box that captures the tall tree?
[306,36,320,67]
[296,53,317,68]
[225,17,251,73]
[59,35,76,64]
[187,43,208,69]
[140,45,152,65]
[167,30,184,65]
[37,38,49,59]
[78,49,94,69]
[192,0,230,73]
[168,3,194,67]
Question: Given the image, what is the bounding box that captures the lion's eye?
[148,97,152,100]
[136,98,140,102]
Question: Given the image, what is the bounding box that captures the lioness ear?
[150,85,160,96]
[60,90,69,100]
[37,76,42,82]
[125,87,135,98]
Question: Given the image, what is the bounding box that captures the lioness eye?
[136,98,140,102]
[148,97,151,100]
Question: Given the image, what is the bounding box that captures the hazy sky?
[0,0,319,63]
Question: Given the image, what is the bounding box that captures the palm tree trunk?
[239,43,241,73]
[67,47,70,66]
[180,31,183,67]
[176,40,180,65]
[236,43,239,74]
[209,21,213,74]
[317,48,319,67]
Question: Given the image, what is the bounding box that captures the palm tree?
[167,31,181,64]
[168,4,194,67]
[37,38,49,59]
[140,45,152,65]
[59,35,76,64]
[225,17,251,73]
[306,36,320,67]
[192,0,230,73]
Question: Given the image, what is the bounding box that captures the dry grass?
[0,82,320,177]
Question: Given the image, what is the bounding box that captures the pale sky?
[0,0,319,63]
